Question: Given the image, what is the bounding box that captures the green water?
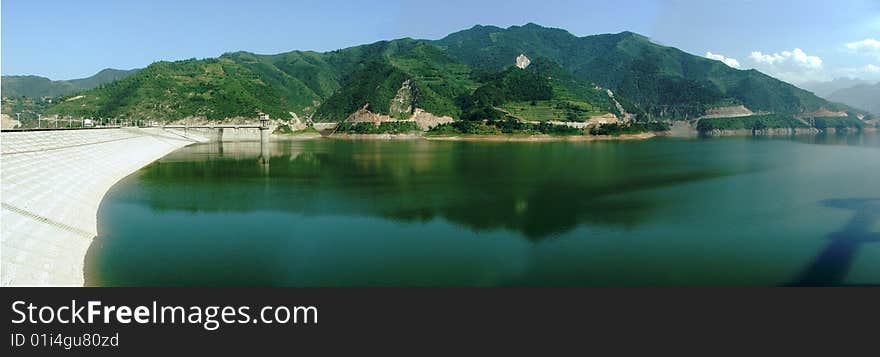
[86,134,880,286]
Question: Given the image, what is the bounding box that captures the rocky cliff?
[701,105,755,118]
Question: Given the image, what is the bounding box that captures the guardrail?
[1,126,126,133]
[2,124,268,133]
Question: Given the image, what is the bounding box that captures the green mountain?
[1,68,139,98]
[456,57,625,122]
[827,83,880,115]
[312,40,478,121]
[44,39,480,122]
[41,23,865,124]
[434,23,848,119]
[45,58,301,120]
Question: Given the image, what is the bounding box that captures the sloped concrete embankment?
[1,128,208,286]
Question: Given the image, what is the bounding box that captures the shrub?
[336,121,421,134]
[589,122,670,136]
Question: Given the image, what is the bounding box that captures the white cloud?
[846,38,880,51]
[749,48,822,70]
[705,52,741,68]
[747,48,825,83]
[750,51,785,65]
[845,38,880,59]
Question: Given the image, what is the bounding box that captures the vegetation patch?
[696,114,808,132]
[812,116,864,130]
[501,100,606,122]
[425,121,502,136]
[426,119,583,136]
[273,124,319,135]
[589,122,670,136]
[336,121,422,134]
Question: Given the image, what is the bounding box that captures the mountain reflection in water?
[88,134,880,286]
[131,139,737,240]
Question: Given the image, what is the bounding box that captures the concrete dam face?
[183,127,265,142]
[0,128,210,286]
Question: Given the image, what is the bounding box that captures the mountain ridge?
[827,82,880,115]
[35,23,868,124]
[1,68,140,98]
[432,24,848,119]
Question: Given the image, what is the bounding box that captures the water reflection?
[791,132,880,148]
[788,198,880,286]
[91,134,880,286]
[126,139,736,240]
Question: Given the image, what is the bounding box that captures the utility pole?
[37,114,41,128]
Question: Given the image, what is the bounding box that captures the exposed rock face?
[342,79,420,124]
[288,112,307,131]
[312,122,338,132]
[411,109,454,130]
[516,54,531,69]
[669,120,698,137]
[809,108,848,117]
[585,113,621,126]
[519,113,621,129]
[702,105,754,118]
[545,121,590,129]
[1,114,21,129]
[340,104,450,131]
[390,79,417,118]
[344,104,396,123]
[604,89,632,122]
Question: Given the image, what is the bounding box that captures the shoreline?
[696,127,874,137]
[0,128,208,286]
[318,132,659,142]
[424,132,660,142]
[425,132,657,142]
[326,133,423,140]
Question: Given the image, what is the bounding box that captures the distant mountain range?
[827,82,880,115]
[12,23,866,123]
[799,78,873,98]
[1,69,140,98]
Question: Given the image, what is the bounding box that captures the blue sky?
[3,0,879,84]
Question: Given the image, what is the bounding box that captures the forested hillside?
[2,69,139,98]
[40,23,866,124]
[434,24,849,119]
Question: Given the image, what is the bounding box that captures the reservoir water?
[86,134,880,286]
